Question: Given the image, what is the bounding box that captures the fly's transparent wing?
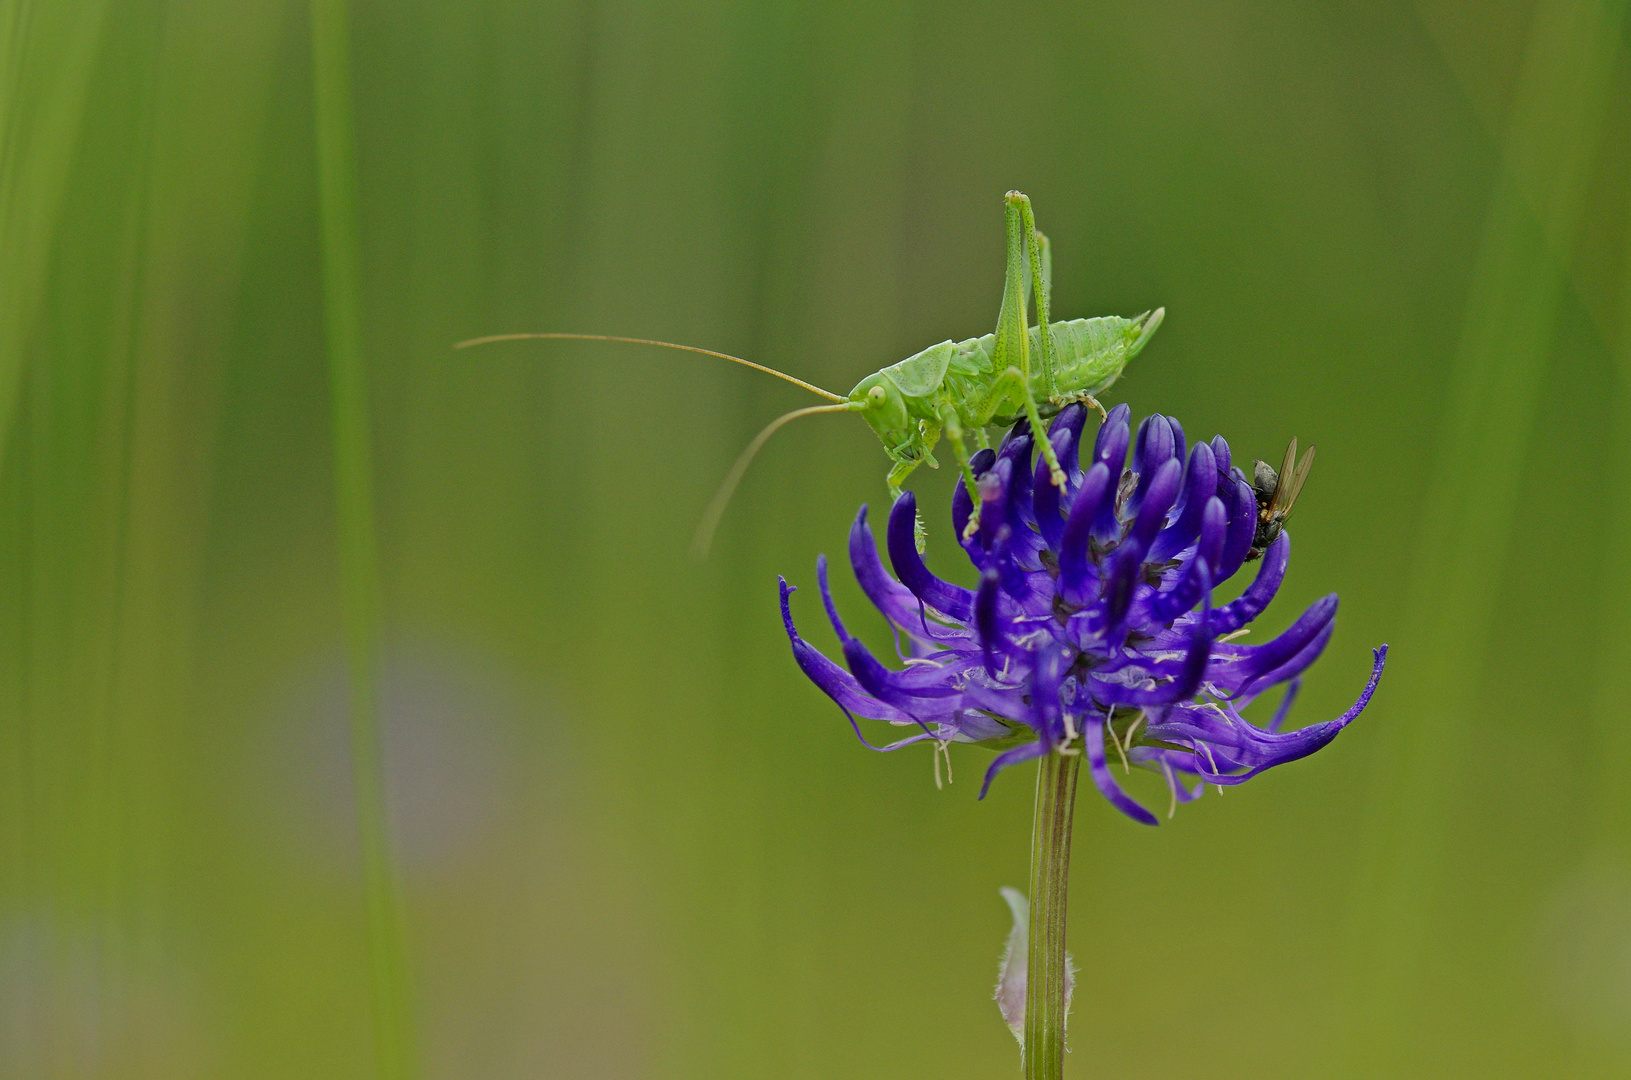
[1276,439,1298,495]
[1272,442,1315,519]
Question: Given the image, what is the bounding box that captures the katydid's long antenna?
[454,332,845,403]
[691,401,864,558]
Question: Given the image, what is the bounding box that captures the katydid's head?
[849,373,910,446]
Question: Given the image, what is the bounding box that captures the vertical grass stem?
[308,1,416,1076]
[1024,749,1080,1080]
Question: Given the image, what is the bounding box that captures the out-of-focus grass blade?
[0,0,110,462]
[308,0,418,1077]
[1599,174,1631,847]
[1340,0,1627,1068]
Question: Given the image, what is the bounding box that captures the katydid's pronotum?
[457,191,1163,554]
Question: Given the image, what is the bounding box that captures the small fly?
[1247,438,1315,561]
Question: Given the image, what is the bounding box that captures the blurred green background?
[3,0,1631,1076]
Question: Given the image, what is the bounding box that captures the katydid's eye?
[867,385,886,406]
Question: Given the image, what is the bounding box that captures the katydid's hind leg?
[1014,194,1060,401]
[1036,230,1052,316]
[991,196,1031,379]
[938,404,985,541]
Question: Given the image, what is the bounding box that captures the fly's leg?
[938,402,984,540]
[1012,192,1060,402]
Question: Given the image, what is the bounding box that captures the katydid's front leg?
[886,457,933,552]
[886,457,920,503]
[973,366,1068,491]
[937,401,984,539]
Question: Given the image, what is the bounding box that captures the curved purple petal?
[780,578,916,725]
[1087,717,1159,825]
[1189,646,1386,784]
[1209,594,1337,689]
[1128,415,1178,519]
[975,572,1013,677]
[1128,458,1183,549]
[1166,416,1187,476]
[1058,462,1113,605]
[1051,403,1089,482]
[979,739,1048,800]
[1211,531,1290,635]
[1151,498,1227,623]
[848,507,944,643]
[888,492,975,621]
[842,634,963,703]
[952,447,998,555]
[1033,426,1076,549]
[816,555,852,642]
[1099,537,1147,635]
[973,458,1012,553]
[1235,616,1335,700]
[1093,404,1132,470]
[1150,440,1217,562]
[1216,474,1259,581]
[1132,414,1174,475]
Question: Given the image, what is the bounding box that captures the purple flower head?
[779,404,1387,824]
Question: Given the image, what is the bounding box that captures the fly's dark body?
[1246,438,1315,562]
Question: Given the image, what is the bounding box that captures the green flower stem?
[1025,748,1081,1080]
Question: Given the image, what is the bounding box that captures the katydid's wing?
[881,340,955,398]
[947,335,994,376]
[1046,316,1143,363]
